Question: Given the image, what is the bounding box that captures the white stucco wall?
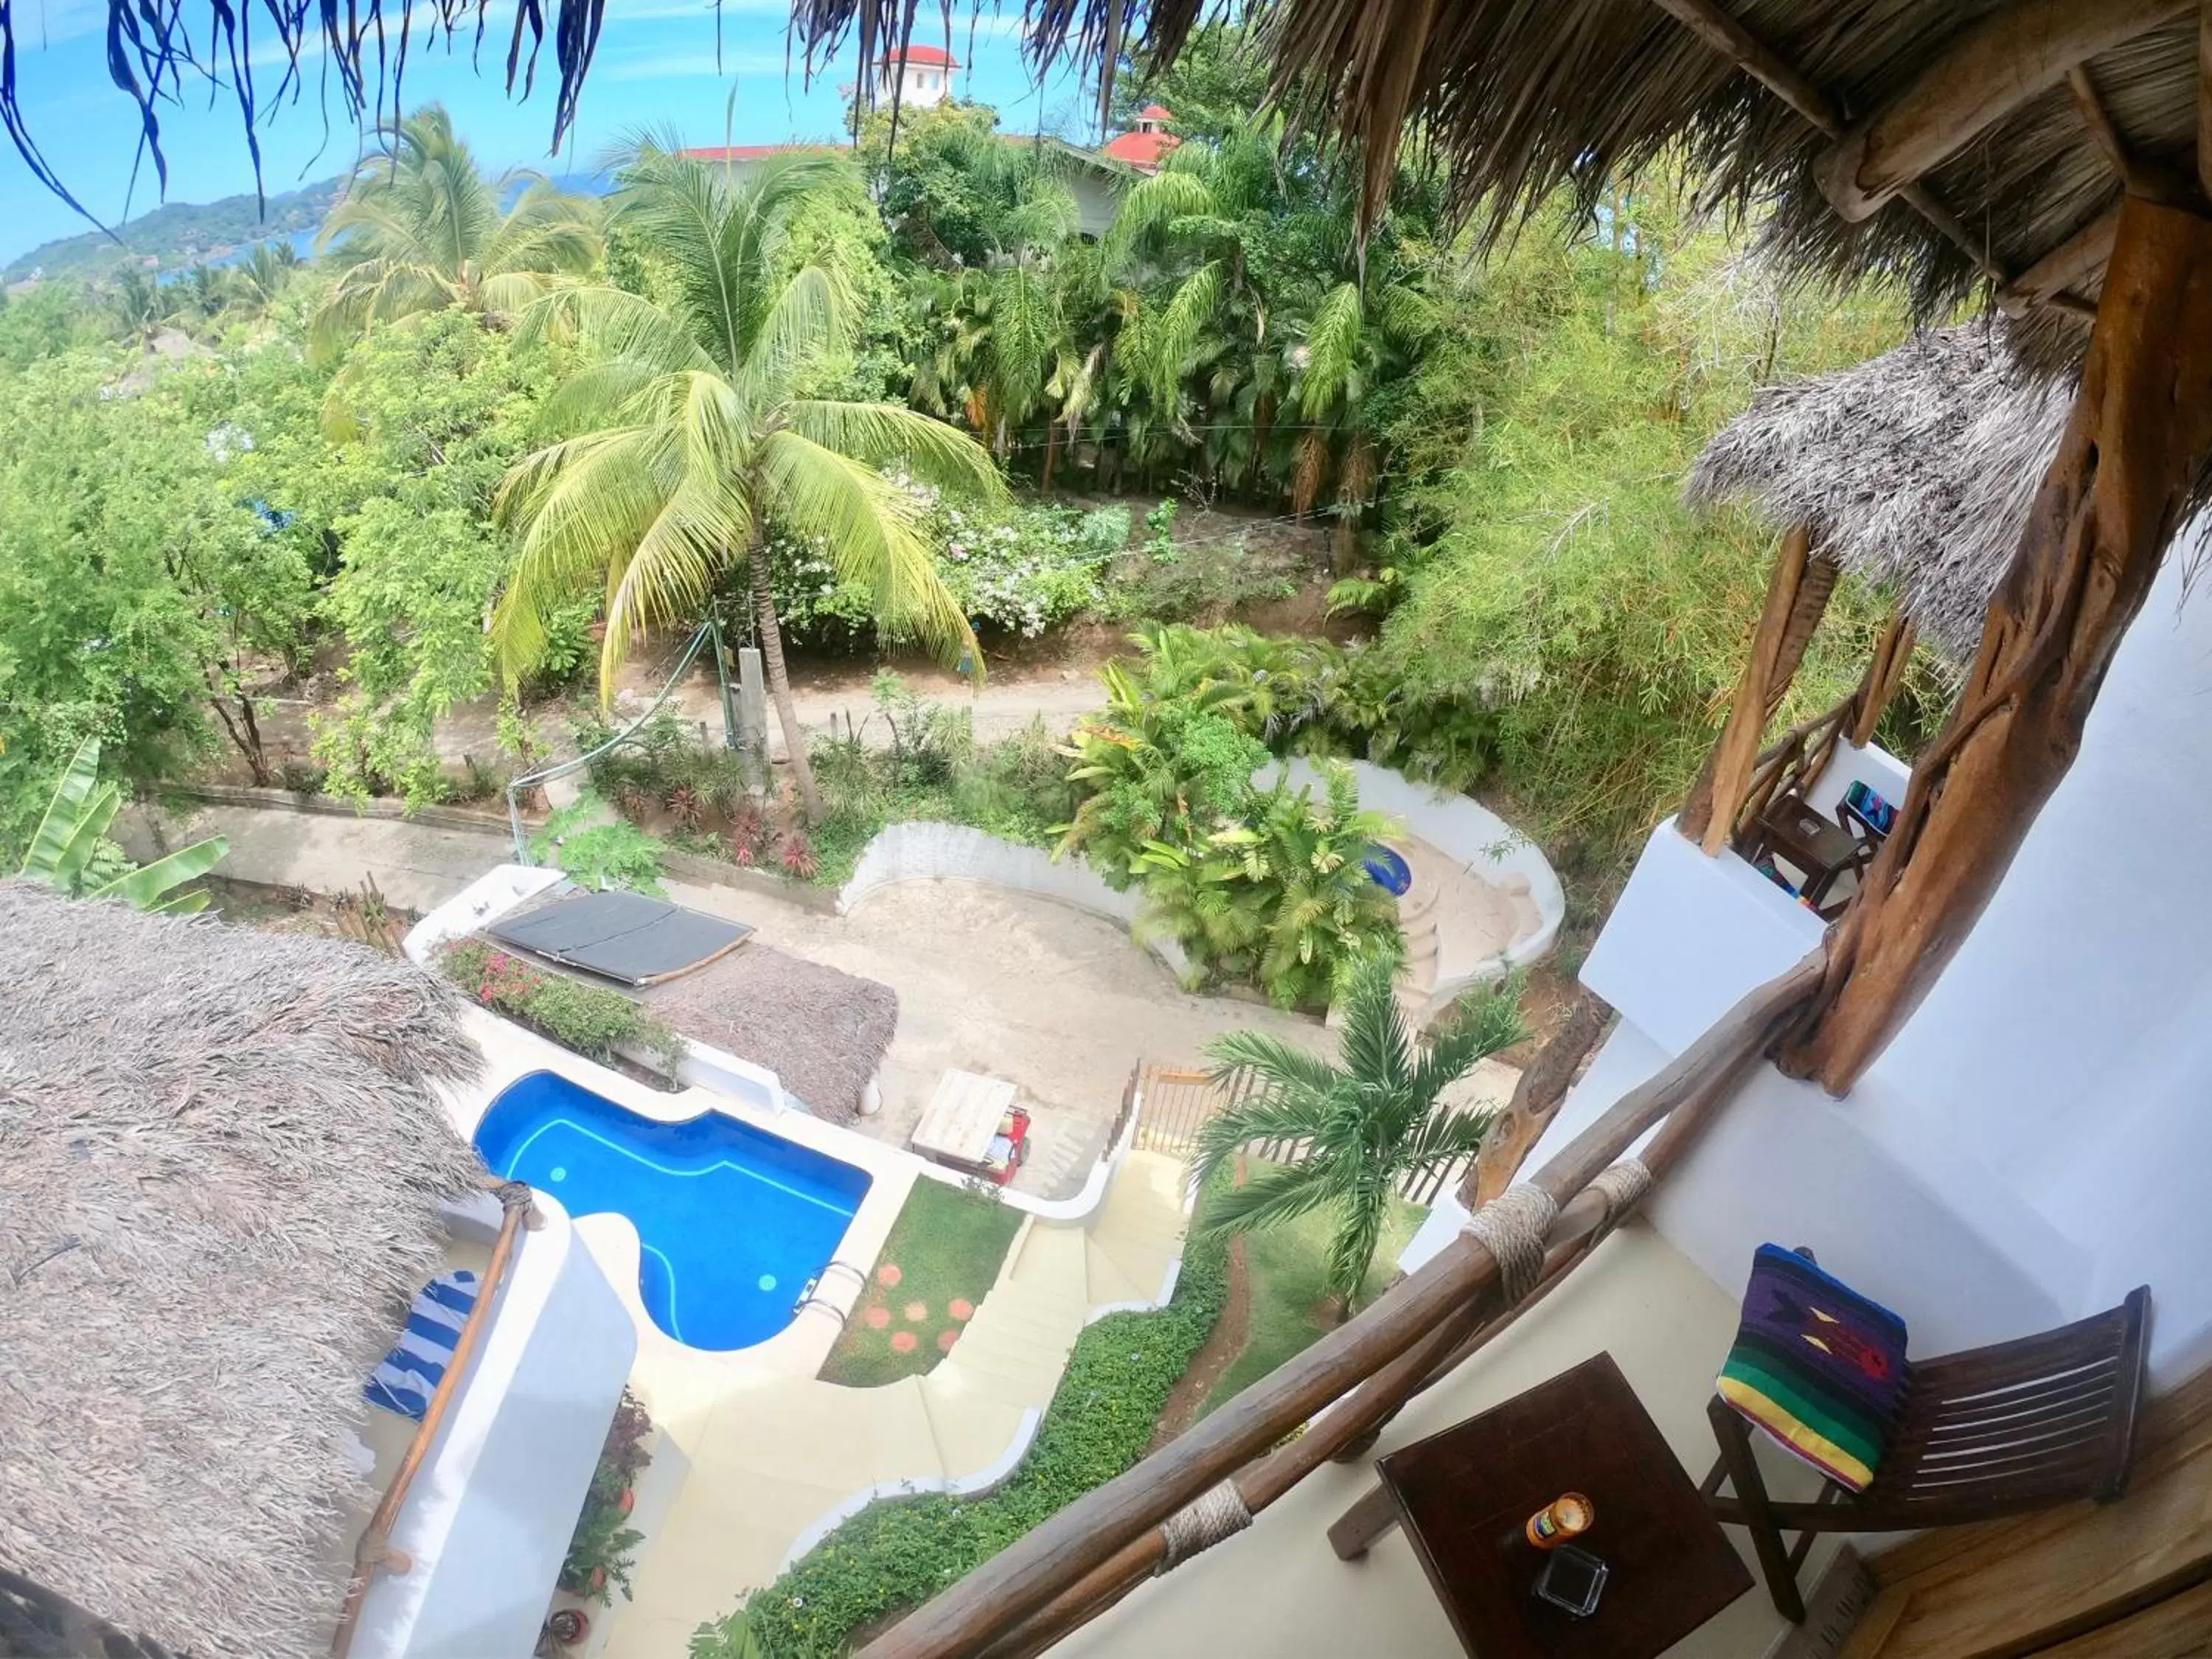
[1527,539,2212,1385]
[355,1191,636,1659]
[838,820,1192,980]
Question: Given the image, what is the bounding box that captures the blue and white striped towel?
[364,1269,480,1421]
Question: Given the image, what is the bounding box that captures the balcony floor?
[1050,1220,1829,1659]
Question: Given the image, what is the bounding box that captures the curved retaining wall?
[836,820,1192,980]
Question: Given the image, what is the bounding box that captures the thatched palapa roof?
[1688,323,2074,661]
[641,943,897,1121]
[0,883,486,1656]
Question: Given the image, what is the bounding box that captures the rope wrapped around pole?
[1154,1480,1253,1573]
[1586,1158,1654,1243]
[1463,1183,1559,1304]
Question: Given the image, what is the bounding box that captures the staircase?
[600,1152,1193,1659]
[1396,867,1445,1029]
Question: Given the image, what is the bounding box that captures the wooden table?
[909,1069,1020,1177]
[1328,1353,1752,1659]
[1750,793,1865,907]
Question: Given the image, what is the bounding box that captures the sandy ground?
[667,878,1343,1201]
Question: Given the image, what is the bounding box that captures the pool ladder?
[793,1259,869,1327]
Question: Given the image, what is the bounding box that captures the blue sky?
[0,0,1099,262]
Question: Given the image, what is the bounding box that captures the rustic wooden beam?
[1849,613,1919,750]
[2070,65,2137,182]
[2003,199,2124,316]
[860,950,1829,1659]
[2201,0,2212,205]
[1681,524,1812,854]
[1641,0,2092,316]
[1461,989,1612,1208]
[1815,0,2193,224]
[1784,192,2212,1094]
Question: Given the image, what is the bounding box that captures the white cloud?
[602,46,790,79]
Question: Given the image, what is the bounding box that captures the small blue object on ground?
[1363,844,1413,896]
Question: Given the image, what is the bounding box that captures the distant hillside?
[5,177,346,285]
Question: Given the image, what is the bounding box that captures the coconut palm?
[490,145,1004,820]
[1191,942,1528,1315]
[311,103,601,359]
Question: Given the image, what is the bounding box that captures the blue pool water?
[474,1071,873,1351]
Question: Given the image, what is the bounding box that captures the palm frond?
[782,400,1006,502]
[756,428,978,672]
[1194,1161,1341,1240]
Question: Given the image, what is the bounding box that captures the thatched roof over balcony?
[0,882,486,1657]
[1686,322,2074,661]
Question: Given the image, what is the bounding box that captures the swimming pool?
[474,1071,874,1351]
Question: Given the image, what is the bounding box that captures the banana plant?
[18,739,228,913]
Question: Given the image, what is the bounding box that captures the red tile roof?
[1102,129,1180,172]
[1139,104,1173,121]
[883,43,958,66]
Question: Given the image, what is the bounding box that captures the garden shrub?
[529,794,670,895]
[440,938,686,1073]
[802,676,1075,887]
[713,1221,1231,1659]
[766,482,1124,650]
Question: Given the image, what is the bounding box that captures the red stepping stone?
[903,1300,930,1324]
[948,1298,975,1322]
[863,1305,891,1330]
[889,1330,919,1354]
[937,1327,960,1353]
[876,1263,903,1287]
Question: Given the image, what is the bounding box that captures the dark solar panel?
[483,890,752,985]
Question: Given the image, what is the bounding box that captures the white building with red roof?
[874,42,959,108]
[1102,103,1179,173]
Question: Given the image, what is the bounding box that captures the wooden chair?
[1702,1285,2151,1622]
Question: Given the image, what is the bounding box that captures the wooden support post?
[1679,525,1832,852]
[1459,989,1610,1208]
[1849,613,1918,750]
[1785,193,2212,1094]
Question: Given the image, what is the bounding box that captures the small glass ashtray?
[1532,1543,1609,1618]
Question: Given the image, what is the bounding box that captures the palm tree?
[312,103,602,359]
[232,241,302,324]
[491,145,1004,820]
[1191,943,1528,1315]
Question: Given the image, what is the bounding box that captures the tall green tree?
[1192,945,1526,1315]
[313,103,602,358]
[492,145,1004,819]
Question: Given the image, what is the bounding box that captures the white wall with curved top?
[352,1189,636,1659]
[1262,757,1566,977]
[837,820,1192,980]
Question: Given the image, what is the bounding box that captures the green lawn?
[1198,1179,1429,1418]
[819,1179,1025,1387]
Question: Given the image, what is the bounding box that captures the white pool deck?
[445,1011,1193,1659]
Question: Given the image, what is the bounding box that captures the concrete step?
[1083,1240,1151,1306]
[924,1354,1058,1414]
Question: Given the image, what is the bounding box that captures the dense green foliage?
[807,675,1076,885]
[717,1210,1231,1658]
[529,796,672,895]
[1195,944,1526,1309]
[0,66,1935,907]
[819,1180,1025,1386]
[440,936,685,1072]
[1056,647,1403,1007]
